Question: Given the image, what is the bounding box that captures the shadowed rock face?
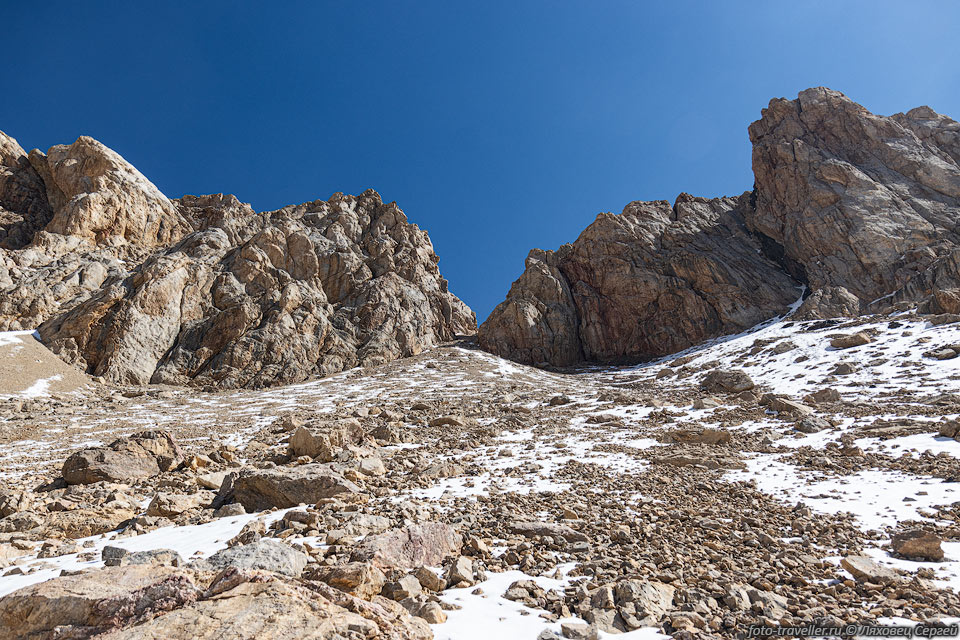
[0,134,475,388]
[479,194,801,367]
[481,88,960,367]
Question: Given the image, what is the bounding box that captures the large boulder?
[231,464,362,511]
[201,540,310,577]
[794,286,861,320]
[353,522,463,571]
[891,529,945,562]
[62,430,184,485]
[288,419,365,461]
[0,565,201,638]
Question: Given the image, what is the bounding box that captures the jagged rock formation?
[746,87,960,305]
[0,133,475,388]
[481,88,960,367]
[479,194,801,367]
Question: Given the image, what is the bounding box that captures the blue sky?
[4,2,959,321]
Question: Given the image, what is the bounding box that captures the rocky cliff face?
[479,194,800,367]
[0,134,475,388]
[481,88,960,367]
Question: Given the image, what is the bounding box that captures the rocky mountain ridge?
[0,133,475,388]
[480,87,960,367]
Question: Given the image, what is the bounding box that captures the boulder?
[0,563,431,640]
[306,562,386,599]
[700,369,755,394]
[891,530,945,562]
[288,419,364,461]
[830,332,872,349]
[146,492,205,517]
[795,287,861,320]
[841,555,900,584]
[506,520,589,542]
[354,522,462,571]
[231,464,361,511]
[62,430,183,485]
[201,539,309,577]
[0,565,201,638]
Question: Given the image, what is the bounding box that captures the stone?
[382,574,423,601]
[44,506,137,539]
[146,492,204,517]
[214,503,246,518]
[660,427,731,445]
[200,539,309,578]
[0,490,32,518]
[62,430,184,485]
[840,555,900,584]
[412,566,446,592]
[930,289,960,315]
[766,397,815,417]
[445,556,474,586]
[891,529,945,562]
[403,599,447,624]
[700,369,755,394]
[287,419,364,461]
[306,562,386,599]
[614,580,675,619]
[506,520,589,542]
[354,522,462,571]
[561,622,600,640]
[197,471,228,490]
[795,287,861,320]
[0,566,200,637]
[830,332,872,349]
[117,549,183,568]
[805,388,841,404]
[231,464,361,511]
[796,416,831,433]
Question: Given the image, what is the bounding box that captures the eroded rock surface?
[481,88,960,367]
[0,132,474,388]
[480,194,800,366]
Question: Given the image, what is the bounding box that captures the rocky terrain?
[1,308,960,639]
[480,88,960,367]
[1,87,959,640]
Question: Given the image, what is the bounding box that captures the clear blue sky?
[4,2,959,321]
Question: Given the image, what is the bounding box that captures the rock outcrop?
[0,132,475,388]
[481,88,960,367]
[480,194,800,366]
[747,88,960,307]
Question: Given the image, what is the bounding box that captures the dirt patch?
[0,331,93,397]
